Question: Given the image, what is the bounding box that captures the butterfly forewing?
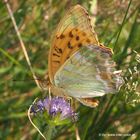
[48,5,99,83]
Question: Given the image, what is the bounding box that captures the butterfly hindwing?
[54,45,122,99]
[76,98,99,108]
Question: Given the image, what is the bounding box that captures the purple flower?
[31,100,44,114]
[31,97,77,121]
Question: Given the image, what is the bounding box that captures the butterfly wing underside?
[54,45,123,107]
[48,5,123,107]
[48,5,99,84]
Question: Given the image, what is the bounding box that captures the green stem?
[113,0,132,52]
[45,124,55,140]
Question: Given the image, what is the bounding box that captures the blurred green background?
[0,0,140,140]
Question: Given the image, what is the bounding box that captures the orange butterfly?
[46,5,122,107]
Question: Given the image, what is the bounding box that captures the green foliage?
[0,0,140,140]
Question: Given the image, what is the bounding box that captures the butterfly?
[46,5,123,107]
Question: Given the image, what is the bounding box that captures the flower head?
[31,97,77,124]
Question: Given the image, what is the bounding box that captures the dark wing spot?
[75,29,78,31]
[58,48,63,53]
[66,56,70,60]
[88,17,91,21]
[60,34,65,39]
[53,53,60,57]
[68,41,70,46]
[78,43,82,48]
[82,32,86,36]
[86,39,91,43]
[76,36,80,41]
[69,31,73,38]
[56,35,59,39]
[85,12,88,16]
[54,46,63,54]
[68,41,73,49]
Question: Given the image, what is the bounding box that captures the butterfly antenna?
[28,98,46,140]
[4,0,42,90]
